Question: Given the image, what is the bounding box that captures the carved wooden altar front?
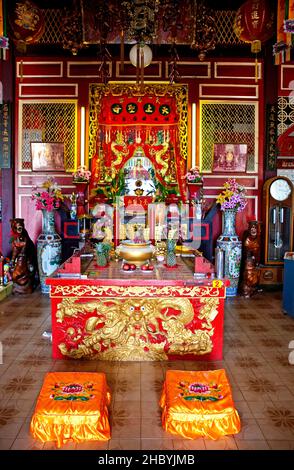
[47,257,225,361]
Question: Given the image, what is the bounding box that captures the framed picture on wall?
[31,142,65,171]
[213,144,248,173]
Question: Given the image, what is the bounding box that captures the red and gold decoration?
[0,0,9,60]
[8,0,44,52]
[88,83,188,202]
[160,369,241,439]
[234,0,274,79]
[274,0,294,64]
[30,372,111,447]
[47,258,226,362]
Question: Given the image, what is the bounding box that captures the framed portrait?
[213,144,248,173]
[31,142,65,171]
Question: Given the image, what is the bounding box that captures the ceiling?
[7,0,277,59]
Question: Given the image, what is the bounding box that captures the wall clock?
[263,176,294,265]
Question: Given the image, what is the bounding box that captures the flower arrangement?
[31,177,64,212]
[92,169,126,202]
[182,166,203,183]
[216,178,247,212]
[72,165,91,183]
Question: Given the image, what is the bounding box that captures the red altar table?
[47,256,226,361]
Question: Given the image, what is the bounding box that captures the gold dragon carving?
[56,297,219,361]
[149,141,169,177]
[88,83,188,171]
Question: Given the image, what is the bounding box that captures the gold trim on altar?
[55,296,219,361]
[50,284,225,299]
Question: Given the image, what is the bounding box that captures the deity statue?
[239,256,260,298]
[243,220,262,265]
[128,158,150,180]
[10,218,37,294]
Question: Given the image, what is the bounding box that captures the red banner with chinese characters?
[90,87,187,201]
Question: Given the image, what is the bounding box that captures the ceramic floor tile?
[108,439,141,450]
[0,438,15,449]
[235,440,270,450]
[141,439,174,450]
[111,418,141,439]
[141,417,170,439]
[75,441,109,450]
[267,440,294,450]
[172,438,206,450]
[233,418,265,441]
[113,400,141,418]
[10,437,44,450]
[0,290,293,451]
[204,436,238,450]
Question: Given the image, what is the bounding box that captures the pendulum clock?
[260,176,294,285]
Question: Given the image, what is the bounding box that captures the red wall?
[14,56,265,243]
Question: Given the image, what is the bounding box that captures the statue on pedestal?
[10,218,37,294]
[243,221,262,265]
[240,221,262,297]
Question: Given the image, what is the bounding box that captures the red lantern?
[8,0,45,52]
[234,0,274,54]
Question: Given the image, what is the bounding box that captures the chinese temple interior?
[1,0,294,453]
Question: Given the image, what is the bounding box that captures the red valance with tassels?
[89,85,188,201]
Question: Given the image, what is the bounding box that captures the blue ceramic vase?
[37,210,62,294]
[216,209,242,296]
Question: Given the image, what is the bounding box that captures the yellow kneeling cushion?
[30,372,111,447]
[160,369,241,439]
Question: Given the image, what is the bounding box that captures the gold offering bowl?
[116,240,155,266]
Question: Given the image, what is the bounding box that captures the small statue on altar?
[239,256,260,298]
[243,221,262,265]
[128,158,150,181]
[10,218,37,294]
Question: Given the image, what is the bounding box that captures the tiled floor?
[0,289,294,450]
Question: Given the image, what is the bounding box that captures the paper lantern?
[234,0,274,54]
[129,44,153,68]
[8,0,45,52]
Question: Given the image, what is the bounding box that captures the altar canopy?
[89,83,188,200]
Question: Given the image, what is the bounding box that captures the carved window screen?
[19,100,77,171]
[200,101,258,173]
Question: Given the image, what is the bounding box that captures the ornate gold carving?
[88,83,188,180]
[110,132,129,168]
[51,284,224,299]
[149,141,169,176]
[56,296,219,361]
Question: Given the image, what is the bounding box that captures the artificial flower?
[31,177,64,212]
[182,166,203,183]
[216,178,247,212]
[72,165,91,182]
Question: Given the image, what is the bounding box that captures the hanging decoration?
[88,83,188,202]
[80,0,215,62]
[8,0,44,53]
[0,0,9,60]
[191,0,216,61]
[234,0,274,80]
[97,43,112,84]
[273,0,294,64]
[61,0,87,55]
[168,43,180,84]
